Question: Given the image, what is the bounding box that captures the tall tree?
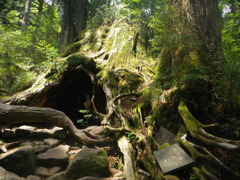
[179,0,224,65]
[22,0,32,29]
[60,0,87,48]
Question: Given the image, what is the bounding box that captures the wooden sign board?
[154,143,194,174]
[154,127,176,145]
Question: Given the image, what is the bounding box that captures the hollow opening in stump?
[45,69,106,127]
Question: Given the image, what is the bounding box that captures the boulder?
[48,148,111,180]
[37,145,69,168]
[0,145,36,177]
[35,166,62,177]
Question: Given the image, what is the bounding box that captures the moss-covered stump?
[48,148,111,180]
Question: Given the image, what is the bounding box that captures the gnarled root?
[178,101,240,151]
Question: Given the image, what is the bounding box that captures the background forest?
[0,0,240,179]
[0,0,239,138]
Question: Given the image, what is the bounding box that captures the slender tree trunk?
[22,0,32,29]
[60,0,87,48]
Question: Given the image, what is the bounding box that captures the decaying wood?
[118,136,138,180]
[0,103,107,146]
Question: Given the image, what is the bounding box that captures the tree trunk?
[60,0,87,48]
[22,0,32,29]
[179,0,224,65]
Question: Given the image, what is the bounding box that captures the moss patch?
[61,42,82,57]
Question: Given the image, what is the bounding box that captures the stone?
[27,175,41,180]
[37,145,69,168]
[154,127,176,145]
[35,166,62,177]
[154,144,194,174]
[44,138,59,148]
[48,148,111,180]
[34,145,49,154]
[0,145,36,177]
[30,130,52,138]
[0,166,26,180]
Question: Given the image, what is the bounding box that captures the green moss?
[66,148,110,179]
[159,143,170,150]
[65,54,97,71]
[61,42,82,57]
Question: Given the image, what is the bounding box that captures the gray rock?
[48,148,111,180]
[37,145,69,168]
[34,145,49,154]
[26,175,41,180]
[35,167,62,177]
[0,145,36,177]
[33,141,45,146]
[30,130,52,138]
[0,166,26,180]
[44,138,59,148]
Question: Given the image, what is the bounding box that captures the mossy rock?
[66,148,110,179]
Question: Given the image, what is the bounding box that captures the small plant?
[126,131,137,142]
[77,109,93,126]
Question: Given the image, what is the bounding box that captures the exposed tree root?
[178,101,240,151]
[101,92,137,126]
[0,103,107,147]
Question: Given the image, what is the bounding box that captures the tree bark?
[60,0,87,48]
[22,0,32,29]
[179,0,224,64]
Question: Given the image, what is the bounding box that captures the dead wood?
[118,136,138,180]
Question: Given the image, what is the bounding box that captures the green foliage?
[0,2,60,95]
[126,131,137,142]
[221,2,240,64]
[87,0,116,27]
[77,109,93,126]
[150,1,197,52]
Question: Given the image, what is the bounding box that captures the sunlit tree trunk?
[60,0,87,48]
[22,0,32,29]
[179,0,224,65]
